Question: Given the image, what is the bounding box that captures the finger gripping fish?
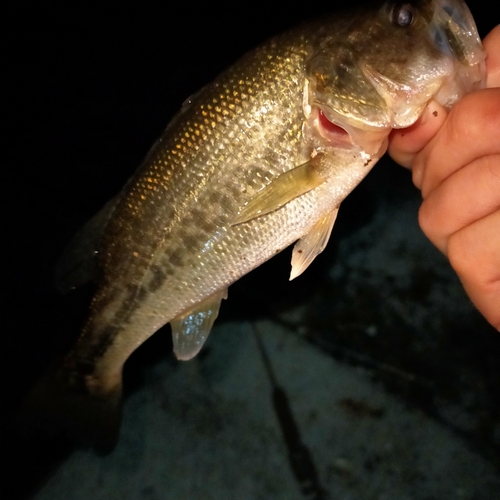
[29,0,485,445]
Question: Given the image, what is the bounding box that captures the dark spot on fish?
[125,283,148,303]
[364,158,372,167]
[138,286,148,302]
[196,216,215,234]
[208,191,223,204]
[183,233,200,249]
[168,249,184,267]
[164,268,175,276]
[298,249,303,254]
[190,208,205,223]
[148,265,167,292]
[186,212,214,238]
[100,284,150,333]
[182,208,214,235]
[230,183,244,198]
[83,324,121,364]
[79,284,149,366]
[219,194,233,211]
[160,205,175,222]
[76,283,152,369]
[432,110,438,117]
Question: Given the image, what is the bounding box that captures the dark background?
[3,2,498,499]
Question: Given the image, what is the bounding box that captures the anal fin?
[232,156,326,225]
[171,289,228,360]
[290,208,339,280]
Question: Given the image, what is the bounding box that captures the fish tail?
[23,360,122,452]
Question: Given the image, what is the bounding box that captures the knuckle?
[446,230,471,278]
[417,201,435,241]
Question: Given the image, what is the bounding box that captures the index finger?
[415,88,500,198]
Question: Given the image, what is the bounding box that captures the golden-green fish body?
[31,0,485,444]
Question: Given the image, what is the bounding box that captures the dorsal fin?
[55,195,121,293]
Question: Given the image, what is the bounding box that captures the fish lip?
[359,63,443,129]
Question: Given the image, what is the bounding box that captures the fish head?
[304,0,486,154]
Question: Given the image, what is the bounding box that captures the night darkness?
[3,2,499,499]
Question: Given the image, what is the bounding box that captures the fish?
[27,0,485,446]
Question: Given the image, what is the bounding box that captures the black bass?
[29,0,485,444]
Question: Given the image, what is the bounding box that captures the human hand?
[388,26,500,331]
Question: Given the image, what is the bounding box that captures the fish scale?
[66,35,314,392]
[28,0,485,446]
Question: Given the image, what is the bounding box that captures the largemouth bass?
[29,0,485,445]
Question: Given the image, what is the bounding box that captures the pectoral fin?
[290,208,339,280]
[171,289,228,360]
[233,157,326,225]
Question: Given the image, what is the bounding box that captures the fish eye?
[391,3,414,27]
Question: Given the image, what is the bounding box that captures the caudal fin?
[23,361,122,452]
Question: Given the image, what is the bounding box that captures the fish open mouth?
[317,109,352,143]
[314,107,355,149]
[313,106,390,156]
